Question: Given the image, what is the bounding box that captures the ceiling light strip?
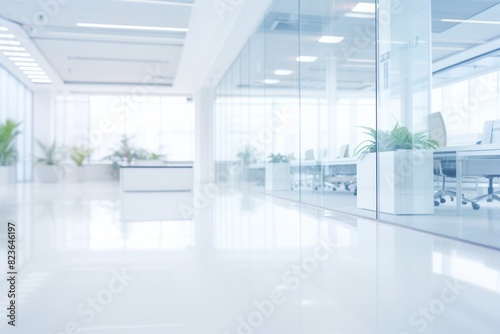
[111,0,194,6]
[76,23,188,32]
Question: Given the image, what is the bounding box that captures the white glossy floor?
[1,182,500,333]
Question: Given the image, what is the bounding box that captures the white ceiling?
[1,0,500,95]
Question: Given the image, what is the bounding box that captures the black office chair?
[430,112,478,209]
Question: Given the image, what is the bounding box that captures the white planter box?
[0,166,16,184]
[35,165,60,183]
[265,162,291,191]
[357,150,434,215]
[65,164,118,182]
[121,166,193,192]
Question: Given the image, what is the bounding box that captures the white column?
[194,87,214,184]
[33,90,54,151]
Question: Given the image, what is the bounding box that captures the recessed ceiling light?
[319,35,344,44]
[27,74,49,79]
[23,70,46,75]
[9,57,35,62]
[433,46,466,51]
[0,27,8,32]
[352,2,376,13]
[0,40,21,45]
[14,62,39,67]
[110,0,194,6]
[274,69,293,76]
[76,23,188,32]
[345,12,375,18]
[0,33,15,38]
[19,66,42,71]
[296,56,318,62]
[264,79,280,84]
[348,58,375,63]
[441,18,500,25]
[3,52,31,57]
[31,79,52,83]
[0,46,25,51]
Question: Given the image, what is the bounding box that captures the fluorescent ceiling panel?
[296,56,318,62]
[3,52,31,57]
[441,18,500,25]
[76,23,189,32]
[110,0,194,6]
[9,57,35,62]
[274,70,293,76]
[0,46,25,51]
[319,35,344,44]
[352,2,376,13]
[264,79,280,84]
[0,40,21,45]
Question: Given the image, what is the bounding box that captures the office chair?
[430,112,478,209]
[469,121,500,208]
[292,149,321,190]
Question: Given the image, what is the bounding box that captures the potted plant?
[236,145,259,182]
[265,153,291,191]
[135,149,165,166]
[104,135,141,173]
[35,140,63,183]
[68,145,93,182]
[354,123,439,215]
[0,119,21,184]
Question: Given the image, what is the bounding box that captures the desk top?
[435,144,500,154]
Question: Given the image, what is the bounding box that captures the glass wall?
[55,95,195,162]
[214,0,377,218]
[0,65,34,181]
[215,0,500,249]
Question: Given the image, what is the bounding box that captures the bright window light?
[0,27,8,31]
[441,18,500,25]
[296,56,318,62]
[352,2,376,13]
[0,33,15,38]
[9,57,35,62]
[274,69,293,76]
[0,46,25,51]
[0,40,21,45]
[14,62,39,67]
[319,35,344,44]
[76,23,189,32]
[264,79,280,84]
[3,52,31,57]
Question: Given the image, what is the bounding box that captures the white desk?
[120,166,193,192]
[434,144,500,214]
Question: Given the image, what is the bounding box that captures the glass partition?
[213,0,500,249]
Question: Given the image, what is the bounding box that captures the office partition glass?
[376,0,433,220]
[213,0,500,249]
[298,0,376,217]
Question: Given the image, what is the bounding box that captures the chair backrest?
[430,112,447,147]
[339,144,349,158]
[304,149,315,160]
